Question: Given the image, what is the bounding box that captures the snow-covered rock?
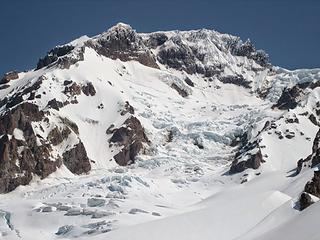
[0,22,320,240]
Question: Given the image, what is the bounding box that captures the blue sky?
[0,0,319,75]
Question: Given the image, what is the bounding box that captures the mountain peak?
[100,22,136,40]
[109,22,133,31]
[1,22,320,240]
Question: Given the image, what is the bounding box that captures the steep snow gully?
[0,23,320,239]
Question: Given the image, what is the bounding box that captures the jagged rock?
[309,114,318,126]
[64,82,81,96]
[285,115,299,124]
[86,23,158,69]
[64,80,73,86]
[158,36,201,75]
[0,71,18,84]
[0,84,10,90]
[184,77,194,87]
[106,124,116,134]
[230,149,263,174]
[47,98,64,110]
[60,117,79,134]
[120,101,134,116]
[194,137,204,149]
[218,75,251,89]
[0,103,65,193]
[227,38,270,67]
[299,192,316,210]
[36,45,75,69]
[230,132,248,147]
[296,129,320,174]
[109,116,149,166]
[299,171,320,210]
[285,131,295,139]
[144,32,168,48]
[62,142,91,174]
[304,171,320,196]
[171,83,189,97]
[55,48,85,69]
[229,39,255,57]
[47,127,71,146]
[273,85,302,110]
[5,76,43,109]
[82,82,96,96]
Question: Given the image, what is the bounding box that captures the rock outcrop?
[273,80,320,110]
[296,129,320,174]
[0,71,18,84]
[0,103,57,193]
[171,83,189,97]
[81,82,96,96]
[227,38,270,68]
[299,170,320,210]
[36,45,84,70]
[86,23,159,69]
[108,116,149,166]
[218,75,251,89]
[272,85,303,110]
[62,142,91,174]
[229,149,263,174]
[0,102,90,193]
